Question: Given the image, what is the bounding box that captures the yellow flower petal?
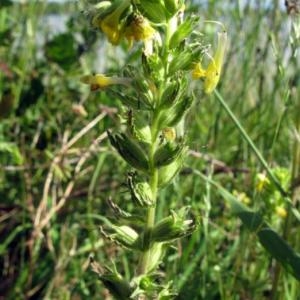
[98,1,130,45]
[192,62,206,79]
[255,173,270,192]
[204,30,227,94]
[192,30,227,94]
[125,14,155,45]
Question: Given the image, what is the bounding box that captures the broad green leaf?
[258,228,300,280]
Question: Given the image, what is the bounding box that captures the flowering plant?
[82,1,227,298]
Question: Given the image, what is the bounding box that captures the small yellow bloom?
[255,173,270,192]
[275,206,287,218]
[233,190,251,205]
[193,30,227,94]
[81,74,131,91]
[162,127,176,141]
[125,14,155,45]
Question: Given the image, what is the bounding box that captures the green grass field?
[0,1,299,299]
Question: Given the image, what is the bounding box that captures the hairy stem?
[137,120,159,275]
[137,16,178,276]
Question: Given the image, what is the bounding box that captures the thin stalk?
[214,90,288,197]
[138,171,158,274]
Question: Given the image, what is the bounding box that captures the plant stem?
[138,16,178,276]
[138,172,158,274]
[137,122,159,275]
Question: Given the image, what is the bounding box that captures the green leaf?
[169,16,199,49]
[258,228,300,280]
[108,131,149,172]
[157,95,193,128]
[137,0,167,23]
[168,49,194,76]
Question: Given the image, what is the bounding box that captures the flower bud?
[151,207,198,242]
[145,243,166,272]
[157,95,193,128]
[108,131,149,172]
[158,150,186,187]
[124,14,155,46]
[153,142,186,168]
[110,224,139,249]
[95,266,133,299]
[127,173,154,207]
[126,110,152,143]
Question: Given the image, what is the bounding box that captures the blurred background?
[0,0,299,299]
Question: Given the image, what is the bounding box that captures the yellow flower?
[81,74,131,91]
[233,190,251,205]
[93,1,130,45]
[193,30,227,94]
[275,206,287,218]
[255,173,270,192]
[124,14,155,46]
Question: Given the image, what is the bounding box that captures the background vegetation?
[0,0,299,299]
